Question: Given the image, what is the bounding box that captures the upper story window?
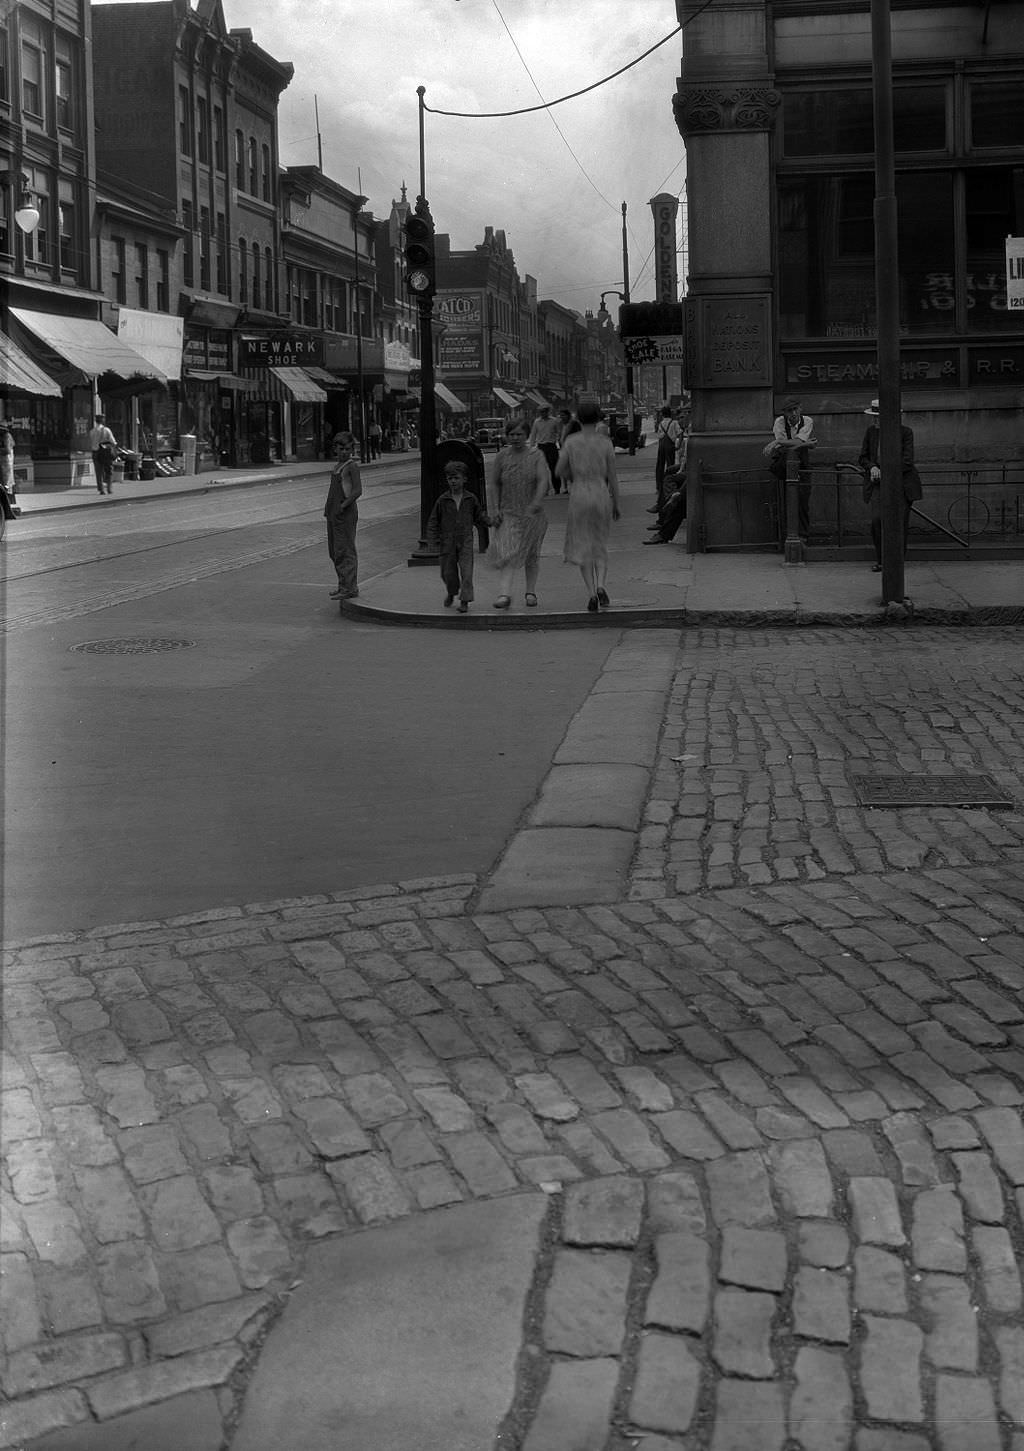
[111,236,126,303]
[238,238,248,306]
[55,35,75,131]
[247,137,258,194]
[22,34,44,120]
[198,205,210,290]
[156,249,170,311]
[782,85,947,157]
[135,243,149,307]
[234,129,245,189]
[213,106,226,171]
[251,243,261,306]
[196,97,210,165]
[261,144,271,202]
[178,85,193,156]
[970,80,1024,149]
[215,211,227,294]
[181,199,194,288]
[0,28,9,104]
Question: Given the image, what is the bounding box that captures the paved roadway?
[2,464,617,940]
[3,460,1024,1451]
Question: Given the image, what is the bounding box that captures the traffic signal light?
[404,209,435,297]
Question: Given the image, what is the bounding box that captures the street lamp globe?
[15,199,40,234]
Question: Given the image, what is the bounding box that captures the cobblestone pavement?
[3,626,1024,1450]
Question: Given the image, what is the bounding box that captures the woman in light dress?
[557,397,621,611]
[486,419,549,609]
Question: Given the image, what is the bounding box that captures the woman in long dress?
[486,419,549,609]
[557,397,621,611]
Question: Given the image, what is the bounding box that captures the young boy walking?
[426,461,489,613]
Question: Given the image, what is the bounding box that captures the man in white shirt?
[528,404,562,494]
[770,396,816,537]
[88,414,118,494]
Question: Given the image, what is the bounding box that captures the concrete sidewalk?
[13,453,1021,624]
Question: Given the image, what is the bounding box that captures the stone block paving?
[3,626,1024,1448]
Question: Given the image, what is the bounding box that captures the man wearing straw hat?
[858,398,923,572]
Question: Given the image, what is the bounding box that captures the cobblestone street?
[3,627,1024,1450]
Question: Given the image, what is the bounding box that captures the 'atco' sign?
[650,194,679,305]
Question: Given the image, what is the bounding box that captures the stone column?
[675,0,781,547]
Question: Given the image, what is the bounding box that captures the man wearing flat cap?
[858,399,923,573]
[770,396,816,538]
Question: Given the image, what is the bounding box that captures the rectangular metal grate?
[850,773,1014,809]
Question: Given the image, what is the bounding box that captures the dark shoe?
[871,563,882,573]
[643,536,667,545]
[443,594,454,607]
[524,593,538,608]
[646,505,660,514]
[329,587,344,598]
[457,601,469,613]
[587,595,599,612]
[596,588,609,609]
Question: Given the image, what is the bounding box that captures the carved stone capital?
[674,82,782,137]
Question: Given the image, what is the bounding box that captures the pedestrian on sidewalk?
[528,403,563,494]
[768,396,817,538]
[426,461,490,613]
[557,395,621,611]
[858,398,923,572]
[324,432,362,600]
[368,419,382,459]
[651,405,680,511]
[487,419,549,610]
[88,414,118,494]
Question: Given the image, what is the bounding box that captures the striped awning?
[10,308,167,384]
[0,329,62,397]
[268,366,328,403]
[493,386,523,409]
[435,382,467,413]
[303,367,347,389]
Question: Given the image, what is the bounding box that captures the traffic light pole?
[621,203,636,456]
[406,88,439,563]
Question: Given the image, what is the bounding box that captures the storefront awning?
[268,366,328,403]
[117,309,184,381]
[435,382,467,413]
[185,370,253,391]
[524,389,548,407]
[10,308,168,384]
[303,367,347,390]
[493,386,523,409]
[0,329,62,397]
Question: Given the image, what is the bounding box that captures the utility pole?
[407,87,439,562]
[622,202,636,456]
[871,0,905,605]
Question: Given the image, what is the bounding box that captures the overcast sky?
[99,0,687,313]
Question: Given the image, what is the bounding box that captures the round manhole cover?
[70,638,198,656]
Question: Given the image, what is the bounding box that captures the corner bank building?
[675,0,1024,553]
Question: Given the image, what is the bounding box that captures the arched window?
[251,244,261,309]
[238,239,248,306]
[234,130,245,189]
[247,137,258,194]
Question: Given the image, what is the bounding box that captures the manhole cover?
[70,638,197,656]
[850,773,1013,808]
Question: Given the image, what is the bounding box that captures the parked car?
[605,413,646,451]
[474,417,508,450]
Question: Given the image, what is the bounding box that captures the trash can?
[140,456,156,481]
[110,457,125,489]
[181,433,197,476]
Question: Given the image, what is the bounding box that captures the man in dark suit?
[858,398,923,572]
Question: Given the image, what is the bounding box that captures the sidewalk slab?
[229,1193,545,1451]
[478,825,637,910]
[528,763,650,830]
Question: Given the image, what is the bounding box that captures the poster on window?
[1006,237,1024,312]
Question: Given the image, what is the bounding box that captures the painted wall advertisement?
[438,291,485,373]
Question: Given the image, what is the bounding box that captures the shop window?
[897,172,955,331]
[156,249,169,311]
[783,85,947,157]
[111,236,126,303]
[964,167,1023,330]
[970,82,1024,149]
[135,242,149,307]
[179,85,193,156]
